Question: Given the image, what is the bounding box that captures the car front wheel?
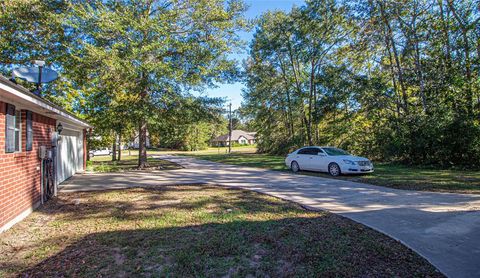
[328,163,341,176]
[291,161,300,173]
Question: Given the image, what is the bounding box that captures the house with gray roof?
[211,130,256,146]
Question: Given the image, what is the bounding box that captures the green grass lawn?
[183,152,480,194]
[87,147,255,172]
[0,185,442,277]
[87,154,182,172]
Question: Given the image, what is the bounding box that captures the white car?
[285,146,374,176]
[89,148,112,157]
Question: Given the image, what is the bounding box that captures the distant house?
[211,130,256,146]
[128,132,151,149]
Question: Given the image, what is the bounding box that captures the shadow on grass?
[88,157,182,173]
[17,217,442,278]
[47,186,294,222]
[0,185,445,277]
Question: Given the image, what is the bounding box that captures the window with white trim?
[5,103,21,153]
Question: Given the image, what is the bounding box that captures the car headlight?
[343,159,356,165]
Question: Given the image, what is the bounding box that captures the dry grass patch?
[0,185,443,277]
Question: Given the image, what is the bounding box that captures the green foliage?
[65,0,248,166]
[0,0,68,66]
[148,96,228,150]
[0,0,80,110]
[243,0,480,167]
[159,121,227,151]
[0,0,249,166]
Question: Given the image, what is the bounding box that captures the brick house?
[0,75,91,232]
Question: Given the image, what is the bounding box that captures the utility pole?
[228,102,232,154]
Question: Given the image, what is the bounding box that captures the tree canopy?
[242,0,480,167]
[1,0,248,166]
[2,0,479,167]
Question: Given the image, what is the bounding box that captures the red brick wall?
[0,100,56,230]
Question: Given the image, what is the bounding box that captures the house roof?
[0,74,91,129]
[212,130,256,142]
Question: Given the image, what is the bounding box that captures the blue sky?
[201,0,305,110]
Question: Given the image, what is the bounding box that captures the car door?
[295,148,312,170]
[299,147,320,171]
[312,148,329,172]
[307,147,326,172]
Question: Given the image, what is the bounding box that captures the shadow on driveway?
[60,156,480,278]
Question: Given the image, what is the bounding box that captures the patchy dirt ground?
[0,185,443,277]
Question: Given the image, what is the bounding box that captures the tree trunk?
[379,1,409,114]
[118,132,122,161]
[413,30,427,112]
[138,119,148,169]
[313,77,319,144]
[86,129,91,161]
[286,89,295,138]
[112,132,117,161]
[462,28,473,116]
[477,34,480,67]
[390,27,409,114]
[447,0,473,116]
[278,58,295,138]
[302,116,310,146]
[286,40,302,97]
[307,59,315,146]
[384,25,401,117]
[438,0,452,70]
[477,33,480,110]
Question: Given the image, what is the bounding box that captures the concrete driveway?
[61,155,480,278]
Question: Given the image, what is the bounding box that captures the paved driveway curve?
[61,155,480,278]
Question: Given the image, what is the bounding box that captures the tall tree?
[68,0,247,168]
[244,0,350,151]
[0,0,68,67]
[244,0,480,167]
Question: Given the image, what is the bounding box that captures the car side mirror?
[318,153,326,156]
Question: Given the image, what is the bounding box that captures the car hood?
[330,155,370,161]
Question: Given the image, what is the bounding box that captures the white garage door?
[56,129,84,184]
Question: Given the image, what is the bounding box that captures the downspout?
[40,159,44,204]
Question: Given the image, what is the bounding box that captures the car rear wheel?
[328,163,341,176]
[291,161,300,173]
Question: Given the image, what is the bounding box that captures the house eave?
[0,75,92,129]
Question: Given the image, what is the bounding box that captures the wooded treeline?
[1,0,246,166]
[242,0,480,167]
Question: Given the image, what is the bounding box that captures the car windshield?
[322,147,350,156]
